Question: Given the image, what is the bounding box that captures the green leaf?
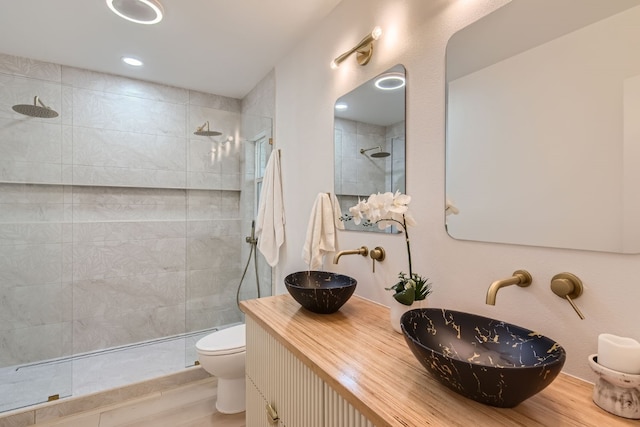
[385,282,403,292]
[393,289,415,306]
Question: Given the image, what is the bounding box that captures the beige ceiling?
[0,0,342,99]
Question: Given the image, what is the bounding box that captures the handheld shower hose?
[236,220,261,308]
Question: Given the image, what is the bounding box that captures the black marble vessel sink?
[284,271,357,314]
[401,308,566,407]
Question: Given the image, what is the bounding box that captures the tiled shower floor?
[0,329,213,413]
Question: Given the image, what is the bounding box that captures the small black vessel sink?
[284,271,357,314]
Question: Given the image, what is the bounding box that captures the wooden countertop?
[240,294,637,427]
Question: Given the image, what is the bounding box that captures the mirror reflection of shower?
[360,146,390,158]
[12,96,59,118]
[390,136,405,193]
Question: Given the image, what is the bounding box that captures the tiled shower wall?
[386,120,406,195]
[0,53,253,366]
[334,117,405,232]
[334,117,386,197]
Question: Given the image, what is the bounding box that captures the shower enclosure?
[0,54,272,413]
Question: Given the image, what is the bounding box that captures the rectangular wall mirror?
[334,64,406,232]
[445,0,640,253]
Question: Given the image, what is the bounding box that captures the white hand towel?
[331,193,345,231]
[256,149,285,267]
[302,193,341,270]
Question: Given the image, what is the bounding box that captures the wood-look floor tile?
[180,411,246,427]
[99,378,217,427]
[210,411,245,427]
[27,378,246,427]
[114,398,218,427]
[31,411,101,427]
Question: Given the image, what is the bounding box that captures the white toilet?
[195,324,246,414]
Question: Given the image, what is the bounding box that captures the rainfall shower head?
[194,121,222,137]
[12,96,58,118]
[370,151,390,158]
[360,146,390,158]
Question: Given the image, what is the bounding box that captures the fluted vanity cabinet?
[245,316,372,426]
[245,316,323,427]
[241,295,636,427]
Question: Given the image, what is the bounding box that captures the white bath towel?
[256,149,285,267]
[302,193,344,270]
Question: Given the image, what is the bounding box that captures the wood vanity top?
[240,294,637,427]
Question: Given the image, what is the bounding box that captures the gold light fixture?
[330,26,382,69]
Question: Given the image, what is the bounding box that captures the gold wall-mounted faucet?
[550,272,585,319]
[486,270,533,305]
[333,246,368,264]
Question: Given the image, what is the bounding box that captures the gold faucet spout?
[333,246,369,264]
[486,270,532,305]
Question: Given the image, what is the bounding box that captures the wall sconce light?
[330,26,382,69]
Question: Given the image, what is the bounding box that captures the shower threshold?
[0,328,216,414]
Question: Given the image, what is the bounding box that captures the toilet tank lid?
[196,324,246,353]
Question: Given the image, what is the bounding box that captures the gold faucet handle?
[369,246,385,272]
[550,272,585,319]
[370,246,385,261]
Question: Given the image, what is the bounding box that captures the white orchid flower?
[345,191,427,306]
[349,198,367,224]
[347,191,416,229]
[391,191,411,211]
[366,193,387,222]
[378,218,392,230]
[403,210,417,227]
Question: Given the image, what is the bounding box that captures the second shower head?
[194,121,222,137]
[360,146,390,158]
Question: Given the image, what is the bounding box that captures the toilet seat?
[196,324,246,356]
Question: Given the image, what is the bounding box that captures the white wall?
[271,0,640,382]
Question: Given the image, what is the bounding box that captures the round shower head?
[360,146,391,158]
[194,130,222,136]
[194,121,222,137]
[370,151,390,158]
[12,96,59,118]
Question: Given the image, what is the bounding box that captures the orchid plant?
[343,191,432,306]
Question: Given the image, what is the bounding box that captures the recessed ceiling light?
[122,56,144,67]
[374,73,406,91]
[106,0,164,25]
[335,102,348,111]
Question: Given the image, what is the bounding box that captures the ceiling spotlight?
[335,102,348,111]
[121,56,144,67]
[330,26,382,69]
[106,0,164,25]
[374,73,406,90]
